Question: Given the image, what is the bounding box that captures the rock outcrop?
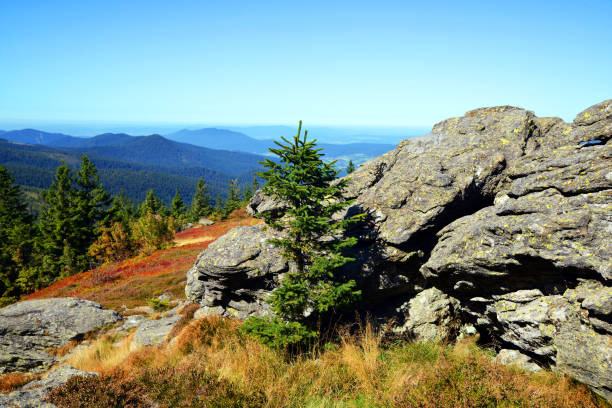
[185,100,612,399]
[0,298,122,373]
[0,366,97,408]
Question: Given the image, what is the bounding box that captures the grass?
[46,315,609,408]
[26,209,261,310]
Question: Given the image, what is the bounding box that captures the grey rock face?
[0,366,97,408]
[130,314,181,350]
[185,100,612,399]
[392,287,461,342]
[495,349,541,373]
[0,298,122,373]
[185,225,287,319]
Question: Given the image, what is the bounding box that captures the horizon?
[2,1,611,129]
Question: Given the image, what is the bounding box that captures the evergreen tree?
[346,160,356,174]
[140,189,166,216]
[74,155,111,256]
[241,121,362,349]
[105,189,135,227]
[252,176,260,192]
[0,166,36,305]
[223,178,242,217]
[189,178,212,220]
[38,162,82,280]
[214,194,224,216]
[170,189,187,218]
[242,183,253,202]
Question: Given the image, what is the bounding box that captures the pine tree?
[241,121,362,349]
[252,176,260,192]
[170,189,187,218]
[0,166,36,305]
[223,178,242,218]
[74,155,111,256]
[38,162,82,280]
[242,183,253,202]
[105,189,135,227]
[346,160,356,174]
[189,178,212,220]
[214,194,223,216]
[140,189,166,216]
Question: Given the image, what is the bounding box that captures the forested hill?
[0,139,258,205]
[167,128,396,166]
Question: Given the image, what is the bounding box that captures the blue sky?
[1,0,611,129]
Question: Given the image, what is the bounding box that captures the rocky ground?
[186,100,612,400]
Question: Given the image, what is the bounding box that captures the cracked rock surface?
[0,298,122,374]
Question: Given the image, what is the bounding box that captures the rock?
[186,100,612,399]
[496,349,541,373]
[392,287,461,342]
[198,218,215,226]
[0,366,97,408]
[130,314,181,350]
[185,225,287,318]
[116,314,147,333]
[0,298,122,373]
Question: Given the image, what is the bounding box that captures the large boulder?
[186,100,612,399]
[185,225,287,319]
[0,298,122,373]
[0,366,97,408]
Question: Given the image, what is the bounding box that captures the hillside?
[0,139,252,204]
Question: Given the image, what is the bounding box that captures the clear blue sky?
[1,0,611,128]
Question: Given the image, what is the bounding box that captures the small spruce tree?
[241,121,362,349]
[170,189,187,218]
[223,178,242,218]
[189,178,212,220]
[346,160,356,174]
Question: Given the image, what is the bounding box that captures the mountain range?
[0,127,397,209]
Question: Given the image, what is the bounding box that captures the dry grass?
[0,372,40,394]
[48,315,609,408]
[63,332,136,374]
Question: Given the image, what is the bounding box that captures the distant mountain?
[167,128,268,152]
[166,128,395,168]
[48,133,134,148]
[76,134,264,176]
[1,130,265,177]
[0,139,255,205]
[1,129,74,145]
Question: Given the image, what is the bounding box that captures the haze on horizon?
[1,0,611,132]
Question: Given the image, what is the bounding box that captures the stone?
[0,366,97,408]
[185,225,287,318]
[392,287,461,342]
[496,349,541,373]
[198,218,215,226]
[0,298,122,373]
[116,314,147,333]
[130,314,181,350]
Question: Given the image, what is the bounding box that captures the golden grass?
[63,332,136,374]
[0,372,40,394]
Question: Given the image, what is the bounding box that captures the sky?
[1,0,611,131]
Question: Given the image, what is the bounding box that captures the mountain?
[166,128,395,168]
[166,128,268,152]
[0,139,257,206]
[48,133,134,148]
[1,130,265,177]
[0,129,74,145]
